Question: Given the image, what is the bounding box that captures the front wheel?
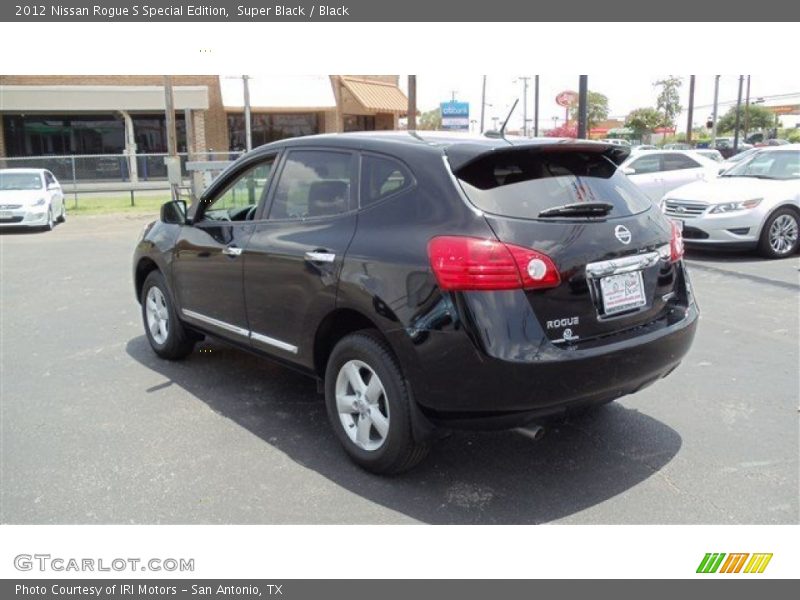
[759,208,799,258]
[324,331,430,474]
[141,270,195,360]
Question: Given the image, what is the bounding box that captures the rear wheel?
[759,208,799,258]
[324,331,429,474]
[42,207,54,232]
[141,270,195,360]
[57,201,66,223]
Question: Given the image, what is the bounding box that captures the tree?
[569,91,609,129]
[716,105,777,134]
[625,107,663,134]
[545,124,577,138]
[654,76,683,128]
[418,107,441,130]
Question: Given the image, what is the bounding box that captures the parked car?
[599,138,631,147]
[663,143,692,150]
[694,149,724,163]
[631,145,657,152]
[661,145,800,258]
[711,137,754,159]
[0,168,66,230]
[133,132,698,473]
[620,150,720,202]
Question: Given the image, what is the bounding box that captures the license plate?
[671,218,684,231]
[0,211,13,220]
[600,270,647,315]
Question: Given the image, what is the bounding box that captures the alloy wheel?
[769,214,799,255]
[145,286,170,345]
[335,359,390,451]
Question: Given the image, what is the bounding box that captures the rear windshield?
[454,150,653,219]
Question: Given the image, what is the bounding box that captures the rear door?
[659,153,707,196]
[243,148,358,367]
[452,146,681,346]
[624,152,666,201]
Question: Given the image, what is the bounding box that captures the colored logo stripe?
[697,553,773,574]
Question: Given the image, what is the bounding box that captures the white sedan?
[661,145,800,258]
[0,168,66,231]
[620,150,720,203]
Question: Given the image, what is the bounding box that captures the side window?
[628,154,662,174]
[203,159,274,222]
[662,154,700,171]
[269,150,354,220]
[360,154,414,208]
[44,172,56,187]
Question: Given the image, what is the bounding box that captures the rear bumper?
[389,283,698,430]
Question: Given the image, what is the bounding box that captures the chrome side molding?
[181,309,298,354]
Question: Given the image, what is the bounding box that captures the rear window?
[454,150,653,219]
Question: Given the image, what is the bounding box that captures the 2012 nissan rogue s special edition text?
[133,132,698,474]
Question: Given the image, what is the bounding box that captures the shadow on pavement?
[126,335,682,524]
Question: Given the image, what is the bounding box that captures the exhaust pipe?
[515,424,546,441]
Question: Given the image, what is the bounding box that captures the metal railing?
[0,151,243,207]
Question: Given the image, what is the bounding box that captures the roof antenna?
[499,99,519,140]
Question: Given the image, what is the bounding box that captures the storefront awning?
[220,76,336,111]
[340,77,408,113]
[0,85,209,111]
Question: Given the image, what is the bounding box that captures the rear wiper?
[538,202,614,218]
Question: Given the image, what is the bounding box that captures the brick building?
[0,75,408,159]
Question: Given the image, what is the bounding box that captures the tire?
[324,330,430,474]
[42,207,54,232]
[759,208,800,258]
[140,270,195,360]
[57,201,66,223]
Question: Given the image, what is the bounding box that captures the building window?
[344,115,376,132]
[227,112,319,151]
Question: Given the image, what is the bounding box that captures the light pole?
[480,75,486,134]
[534,75,540,137]
[733,75,744,153]
[516,77,531,137]
[242,75,252,152]
[711,75,720,145]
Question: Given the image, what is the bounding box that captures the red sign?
[556,90,579,107]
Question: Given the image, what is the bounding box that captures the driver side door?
[171,155,276,343]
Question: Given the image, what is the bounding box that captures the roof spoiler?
[446,139,631,173]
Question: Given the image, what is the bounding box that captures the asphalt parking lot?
[1,214,798,524]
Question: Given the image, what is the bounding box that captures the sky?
[398,74,800,133]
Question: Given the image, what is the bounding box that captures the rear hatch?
[450,143,681,345]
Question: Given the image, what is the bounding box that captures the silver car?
[0,168,66,231]
[661,145,800,258]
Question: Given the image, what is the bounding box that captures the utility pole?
[711,75,720,146]
[407,75,417,130]
[163,75,179,201]
[686,75,695,144]
[518,76,530,137]
[733,75,744,153]
[534,75,540,137]
[450,90,458,102]
[744,75,751,139]
[242,75,252,152]
[577,75,588,139]
[480,75,486,134]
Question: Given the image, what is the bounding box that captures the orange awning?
[340,77,408,113]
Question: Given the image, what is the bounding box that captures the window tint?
[628,154,662,174]
[723,150,800,180]
[455,150,652,220]
[360,154,413,207]
[203,159,274,222]
[270,150,354,219]
[662,154,700,171]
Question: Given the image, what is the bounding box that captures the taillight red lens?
[427,236,561,291]
[670,220,684,262]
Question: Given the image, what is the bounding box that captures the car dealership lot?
[1,214,797,524]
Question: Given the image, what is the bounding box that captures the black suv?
[133,132,698,473]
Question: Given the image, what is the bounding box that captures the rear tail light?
[427,236,560,291]
[670,220,684,262]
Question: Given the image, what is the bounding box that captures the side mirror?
[622,167,635,176]
[160,200,187,225]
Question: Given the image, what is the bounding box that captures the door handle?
[222,246,242,257]
[304,251,336,263]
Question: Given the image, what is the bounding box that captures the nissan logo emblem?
[615,225,632,245]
